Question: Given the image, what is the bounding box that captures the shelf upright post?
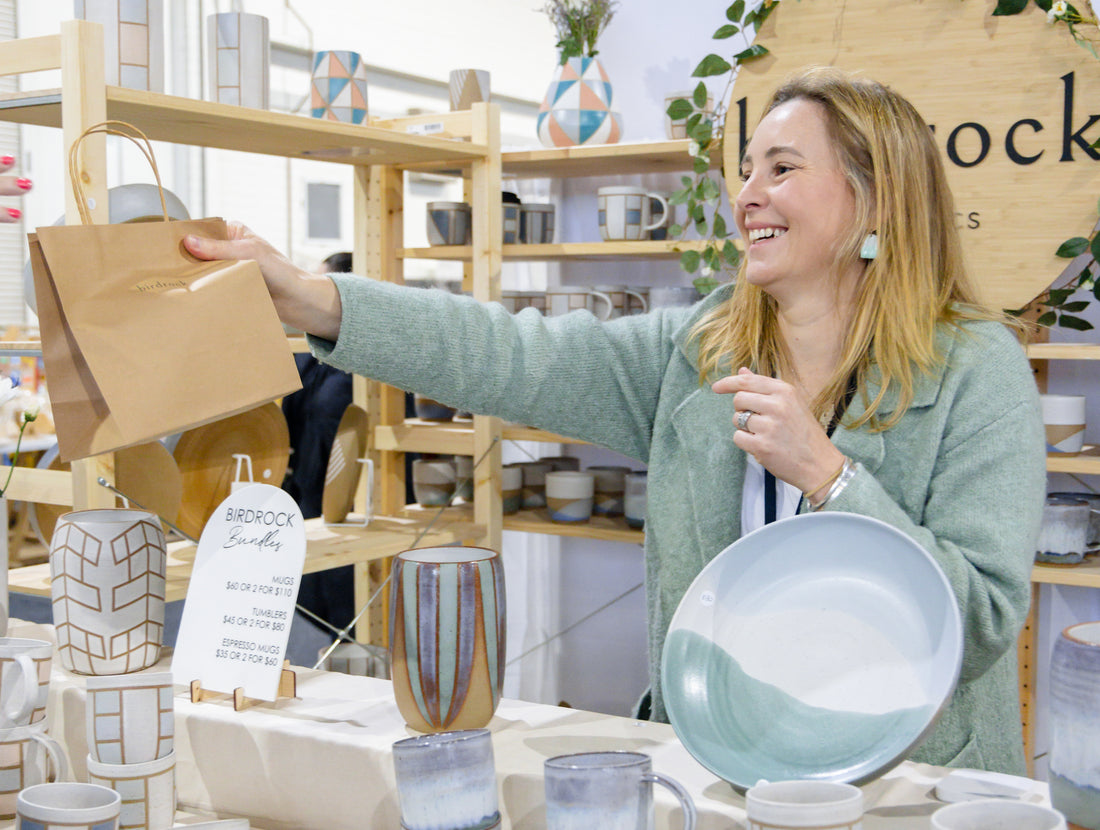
[469,103,503,554]
[60,20,114,512]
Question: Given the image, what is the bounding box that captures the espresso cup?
[411,458,457,508]
[544,751,696,830]
[518,462,551,509]
[1041,394,1087,455]
[597,186,669,241]
[85,672,174,766]
[426,201,472,246]
[546,472,595,523]
[588,465,630,517]
[745,780,863,830]
[546,287,614,320]
[931,798,1067,830]
[85,752,176,830]
[0,724,69,819]
[17,782,121,830]
[0,638,51,728]
[392,729,500,830]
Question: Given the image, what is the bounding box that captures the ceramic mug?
[310,50,368,123]
[518,462,552,509]
[591,284,648,319]
[597,186,668,241]
[545,471,595,523]
[389,547,506,732]
[426,201,472,246]
[16,782,121,830]
[86,751,176,830]
[1040,394,1087,455]
[544,751,696,830]
[0,724,69,820]
[411,458,457,508]
[546,287,614,320]
[502,193,522,245]
[1049,621,1100,830]
[931,798,1066,830]
[0,638,51,728]
[501,465,523,515]
[588,465,630,517]
[392,729,500,830]
[49,509,166,675]
[520,203,555,244]
[454,455,474,502]
[745,780,863,830]
[85,672,174,765]
[449,69,490,111]
[1036,496,1091,564]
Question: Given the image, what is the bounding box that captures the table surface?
[9,619,1051,830]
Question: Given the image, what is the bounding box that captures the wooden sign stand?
[189,662,298,711]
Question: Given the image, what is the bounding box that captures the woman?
[184,67,1045,774]
[0,153,30,221]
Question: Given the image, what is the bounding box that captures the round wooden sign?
[725,0,1100,311]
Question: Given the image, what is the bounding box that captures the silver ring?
[736,409,754,432]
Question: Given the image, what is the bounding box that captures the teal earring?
[860,232,878,260]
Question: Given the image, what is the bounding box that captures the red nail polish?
[0,156,14,166]
[7,208,21,219]
[15,178,31,190]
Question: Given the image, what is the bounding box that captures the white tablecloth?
[11,619,1050,830]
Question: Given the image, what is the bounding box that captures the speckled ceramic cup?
[392,729,500,830]
[745,780,863,830]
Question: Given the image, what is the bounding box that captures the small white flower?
[688,140,700,157]
[21,403,40,424]
[0,378,16,409]
[1053,0,1068,14]
[701,264,714,277]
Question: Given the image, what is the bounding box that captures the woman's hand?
[0,154,30,223]
[183,221,343,341]
[712,367,847,502]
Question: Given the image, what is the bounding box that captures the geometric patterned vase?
[537,56,622,147]
[49,509,166,675]
[310,50,368,124]
[389,546,506,733]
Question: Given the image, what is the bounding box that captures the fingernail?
[7,208,21,219]
[0,156,14,166]
[16,178,31,190]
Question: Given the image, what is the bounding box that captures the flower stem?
[0,419,27,498]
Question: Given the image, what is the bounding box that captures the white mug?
[0,723,69,819]
[591,284,648,319]
[745,779,863,830]
[17,782,121,830]
[86,751,176,830]
[547,287,614,320]
[598,186,669,241]
[0,637,52,728]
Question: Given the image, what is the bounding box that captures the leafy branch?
[666,0,780,294]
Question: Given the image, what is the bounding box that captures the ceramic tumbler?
[518,462,551,509]
[1050,621,1100,830]
[520,204,555,244]
[931,799,1066,830]
[544,751,696,830]
[17,782,121,830]
[745,780,863,830]
[588,465,630,517]
[206,12,270,109]
[426,202,472,246]
[0,724,68,820]
[1041,394,1087,455]
[411,458,457,508]
[392,729,500,830]
[74,0,164,92]
[85,752,175,830]
[389,546,506,732]
[49,509,166,675]
[1037,496,1091,564]
[449,69,490,111]
[85,672,174,765]
[545,472,595,523]
[501,465,523,515]
[310,50,368,123]
[0,638,52,728]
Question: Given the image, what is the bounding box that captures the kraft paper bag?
[28,121,301,462]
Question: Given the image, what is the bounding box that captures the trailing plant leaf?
[692,54,733,77]
[1058,315,1094,331]
[666,98,694,120]
[726,0,745,23]
[992,0,1029,14]
[714,24,740,39]
[1057,237,1090,258]
[680,249,701,273]
[694,275,721,295]
[733,44,770,62]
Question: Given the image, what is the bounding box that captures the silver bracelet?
[809,458,859,512]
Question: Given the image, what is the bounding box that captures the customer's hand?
[184,221,343,341]
[0,154,31,223]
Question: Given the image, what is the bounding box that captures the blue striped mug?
[389,546,506,732]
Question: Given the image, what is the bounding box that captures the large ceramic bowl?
[661,512,962,791]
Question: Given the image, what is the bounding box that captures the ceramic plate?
[173,403,290,539]
[321,403,368,523]
[661,512,962,791]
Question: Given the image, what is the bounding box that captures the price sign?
[171,484,305,701]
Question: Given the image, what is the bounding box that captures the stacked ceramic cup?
[84,672,176,830]
[0,637,68,820]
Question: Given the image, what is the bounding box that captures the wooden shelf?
[0,341,41,356]
[501,140,723,179]
[374,419,587,454]
[399,504,644,544]
[1032,554,1100,588]
[1026,342,1100,361]
[1046,446,1100,474]
[7,514,482,603]
[399,239,721,261]
[0,85,485,167]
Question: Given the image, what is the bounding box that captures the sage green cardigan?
[310,277,1045,775]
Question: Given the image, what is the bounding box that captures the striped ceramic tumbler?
[389,546,506,733]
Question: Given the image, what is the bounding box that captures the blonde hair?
[692,66,1001,430]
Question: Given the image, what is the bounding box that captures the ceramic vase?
[537,57,622,147]
[389,546,506,733]
[206,12,270,109]
[1050,621,1100,829]
[310,50,368,124]
[49,509,166,675]
[74,0,164,92]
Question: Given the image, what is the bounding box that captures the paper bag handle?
[67,120,170,226]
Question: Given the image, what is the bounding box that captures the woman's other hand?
[184,221,343,341]
[712,367,847,502]
[0,154,30,223]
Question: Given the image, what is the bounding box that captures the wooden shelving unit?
[399,240,719,261]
